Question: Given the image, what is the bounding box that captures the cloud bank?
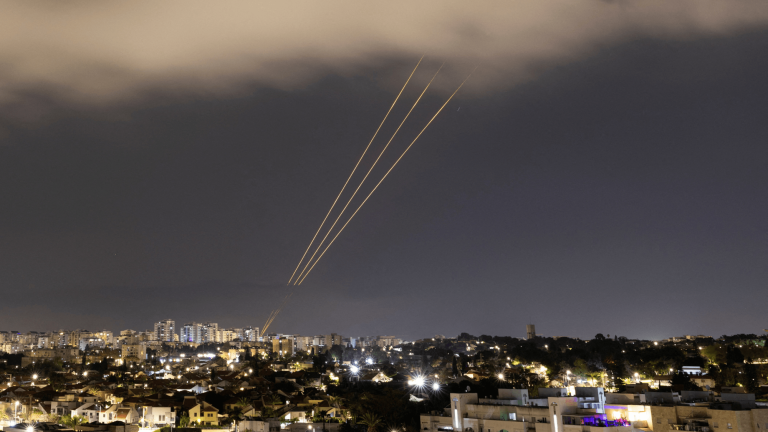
[2,0,767,119]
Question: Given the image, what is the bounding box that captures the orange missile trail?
[286,57,424,285]
[292,64,444,285]
[297,69,476,286]
[262,292,293,334]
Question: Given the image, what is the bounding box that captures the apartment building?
[154,319,176,342]
[422,387,767,432]
[273,335,295,357]
[121,343,147,361]
[181,322,219,343]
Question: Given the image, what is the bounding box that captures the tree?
[29,409,44,422]
[180,414,190,427]
[61,414,88,431]
[671,372,701,391]
[743,363,759,392]
[359,412,382,432]
[317,410,329,432]
[726,346,745,367]
[313,354,327,372]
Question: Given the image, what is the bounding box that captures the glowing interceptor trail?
[262,292,293,335]
[286,57,424,285]
[293,64,444,285]
[296,69,476,285]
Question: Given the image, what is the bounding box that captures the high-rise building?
[272,336,294,357]
[526,324,536,340]
[324,333,342,347]
[218,329,238,343]
[243,327,260,342]
[94,330,114,346]
[181,323,202,343]
[154,319,176,342]
[181,322,218,343]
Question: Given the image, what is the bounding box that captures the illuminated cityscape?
[1,1,767,432]
[0,327,766,431]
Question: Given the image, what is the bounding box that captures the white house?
[99,405,140,424]
[141,404,176,428]
[73,402,104,423]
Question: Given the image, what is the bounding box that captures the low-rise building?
[189,401,219,426]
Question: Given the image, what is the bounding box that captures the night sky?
[1,2,766,341]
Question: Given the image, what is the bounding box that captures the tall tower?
[526,324,536,340]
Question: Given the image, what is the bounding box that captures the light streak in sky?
[262,292,292,334]
[286,57,424,285]
[296,68,476,285]
[293,63,444,285]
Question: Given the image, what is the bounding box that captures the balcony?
[562,416,631,428]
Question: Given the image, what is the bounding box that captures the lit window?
[727,424,732,429]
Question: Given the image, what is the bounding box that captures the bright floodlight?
[366,357,374,365]
[32,374,38,380]
[498,373,504,380]
[413,376,425,387]
[27,426,34,432]
[432,382,440,391]
[350,365,359,374]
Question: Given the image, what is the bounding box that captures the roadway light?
[432,383,440,391]
[350,365,359,374]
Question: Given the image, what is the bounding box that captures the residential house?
[100,404,141,424]
[189,401,219,426]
